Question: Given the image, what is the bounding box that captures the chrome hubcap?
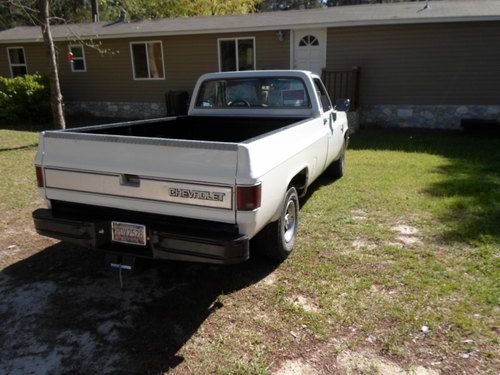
[283,200,297,243]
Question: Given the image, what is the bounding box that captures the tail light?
[237,184,261,211]
[35,165,44,187]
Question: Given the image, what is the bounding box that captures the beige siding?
[1,30,289,102]
[60,31,289,103]
[256,30,290,70]
[326,22,500,105]
[0,43,49,78]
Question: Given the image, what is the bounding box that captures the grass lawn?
[0,125,49,224]
[0,126,498,374]
[287,129,500,369]
[179,129,499,374]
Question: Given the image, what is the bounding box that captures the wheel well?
[288,168,308,197]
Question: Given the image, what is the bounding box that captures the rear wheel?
[253,187,299,261]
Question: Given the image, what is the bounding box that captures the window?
[196,77,310,109]
[218,38,255,72]
[7,47,27,77]
[313,78,332,112]
[69,44,86,72]
[130,41,165,80]
[299,35,319,47]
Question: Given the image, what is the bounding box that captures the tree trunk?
[39,0,66,129]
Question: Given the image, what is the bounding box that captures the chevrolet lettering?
[33,70,349,264]
[169,188,225,202]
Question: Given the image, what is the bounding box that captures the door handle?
[120,174,140,187]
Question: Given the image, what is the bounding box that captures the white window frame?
[69,44,87,73]
[7,46,28,77]
[217,37,256,72]
[129,40,165,81]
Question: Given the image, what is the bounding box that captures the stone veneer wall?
[65,101,167,119]
[361,105,500,129]
[346,111,360,133]
[65,101,500,130]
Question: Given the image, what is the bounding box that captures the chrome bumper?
[33,208,249,264]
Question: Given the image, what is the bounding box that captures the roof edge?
[1,15,499,45]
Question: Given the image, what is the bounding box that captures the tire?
[329,142,346,180]
[253,187,299,262]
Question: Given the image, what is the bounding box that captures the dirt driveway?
[0,215,277,374]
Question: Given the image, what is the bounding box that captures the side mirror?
[334,98,350,112]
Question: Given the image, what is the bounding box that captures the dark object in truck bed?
[71,116,307,143]
[166,90,189,116]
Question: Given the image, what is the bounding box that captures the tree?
[39,0,65,129]
[4,1,66,128]
[259,0,324,10]
[259,0,455,10]
[3,0,262,128]
[1,0,90,31]
[192,0,260,16]
[107,0,261,20]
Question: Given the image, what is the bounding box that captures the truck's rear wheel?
[254,187,299,261]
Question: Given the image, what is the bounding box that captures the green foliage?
[0,73,51,123]
[0,0,460,30]
[0,0,262,30]
[104,0,261,20]
[0,1,32,30]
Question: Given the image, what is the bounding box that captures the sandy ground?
[0,213,483,375]
[0,214,278,374]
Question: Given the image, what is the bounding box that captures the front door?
[312,77,343,166]
[293,29,327,76]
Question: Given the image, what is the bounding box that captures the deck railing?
[321,66,360,111]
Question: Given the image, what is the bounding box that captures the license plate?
[111,221,147,246]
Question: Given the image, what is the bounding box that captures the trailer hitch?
[106,254,135,289]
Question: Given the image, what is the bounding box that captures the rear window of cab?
[196,77,311,109]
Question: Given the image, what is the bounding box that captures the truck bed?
[71,116,308,143]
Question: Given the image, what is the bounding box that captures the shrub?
[0,73,51,124]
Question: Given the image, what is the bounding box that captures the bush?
[0,73,51,124]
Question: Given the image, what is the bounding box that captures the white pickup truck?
[33,70,349,264]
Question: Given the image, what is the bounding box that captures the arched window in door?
[298,35,319,47]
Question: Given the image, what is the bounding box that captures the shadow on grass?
[1,243,276,373]
[0,143,38,152]
[349,128,500,244]
[0,123,54,132]
[0,116,135,132]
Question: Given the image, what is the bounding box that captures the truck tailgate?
[41,132,237,223]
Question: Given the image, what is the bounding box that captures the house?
[0,0,499,128]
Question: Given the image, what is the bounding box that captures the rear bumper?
[33,208,249,264]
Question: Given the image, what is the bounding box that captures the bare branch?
[7,0,39,14]
[7,0,41,25]
[47,14,115,54]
